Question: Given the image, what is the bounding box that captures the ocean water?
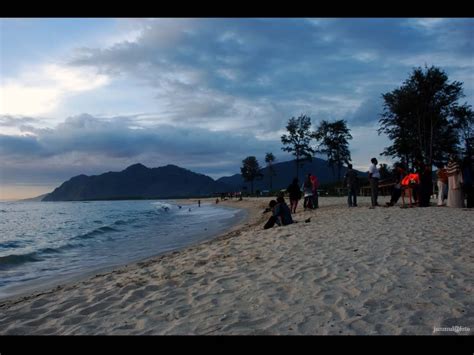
[0,200,245,298]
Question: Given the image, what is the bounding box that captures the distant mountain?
[217,157,367,192]
[20,193,51,202]
[43,163,231,201]
[42,158,367,201]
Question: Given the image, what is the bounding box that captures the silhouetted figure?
[198,200,201,207]
[301,174,314,210]
[368,158,380,208]
[286,178,302,214]
[436,163,448,206]
[310,174,319,209]
[447,155,464,208]
[415,159,432,207]
[386,163,405,207]
[343,164,358,207]
[462,155,473,208]
[263,198,294,229]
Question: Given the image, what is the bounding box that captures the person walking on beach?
[310,174,319,209]
[436,163,448,206]
[368,158,380,208]
[302,174,314,210]
[343,164,358,207]
[446,155,464,208]
[286,178,302,214]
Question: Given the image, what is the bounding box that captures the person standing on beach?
[198,200,201,207]
[286,178,302,214]
[301,174,314,211]
[368,158,380,208]
[310,174,319,209]
[446,155,464,208]
[343,164,358,207]
[436,163,448,206]
[461,155,473,208]
[416,159,433,207]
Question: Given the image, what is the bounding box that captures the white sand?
[0,196,472,335]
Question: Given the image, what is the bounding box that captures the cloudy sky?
[1,18,473,199]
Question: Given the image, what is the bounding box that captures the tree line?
[241,117,352,193]
[240,65,473,194]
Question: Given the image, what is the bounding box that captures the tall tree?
[265,152,276,191]
[378,163,391,180]
[281,115,315,181]
[379,65,464,169]
[240,156,261,195]
[452,104,474,156]
[314,119,352,180]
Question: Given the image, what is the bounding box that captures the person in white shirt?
[368,158,381,208]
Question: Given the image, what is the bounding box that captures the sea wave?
[151,201,174,211]
[0,241,24,249]
[0,253,42,269]
[73,226,121,240]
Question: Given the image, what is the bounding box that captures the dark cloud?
[67,18,473,132]
[2,19,473,190]
[0,113,285,184]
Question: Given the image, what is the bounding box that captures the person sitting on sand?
[263,198,294,229]
[386,162,405,207]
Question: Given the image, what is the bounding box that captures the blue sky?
[1,18,473,199]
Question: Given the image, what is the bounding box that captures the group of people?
[286,173,319,213]
[263,154,473,229]
[263,173,319,229]
[371,155,474,209]
[436,155,473,208]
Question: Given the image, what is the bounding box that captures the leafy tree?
[378,163,392,180]
[281,115,315,181]
[313,119,352,180]
[264,152,276,191]
[452,104,474,155]
[240,156,262,195]
[379,65,464,169]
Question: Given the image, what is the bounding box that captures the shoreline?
[0,199,252,303]
[0,196,472,335]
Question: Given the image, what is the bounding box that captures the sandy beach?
[0,196,472,335]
